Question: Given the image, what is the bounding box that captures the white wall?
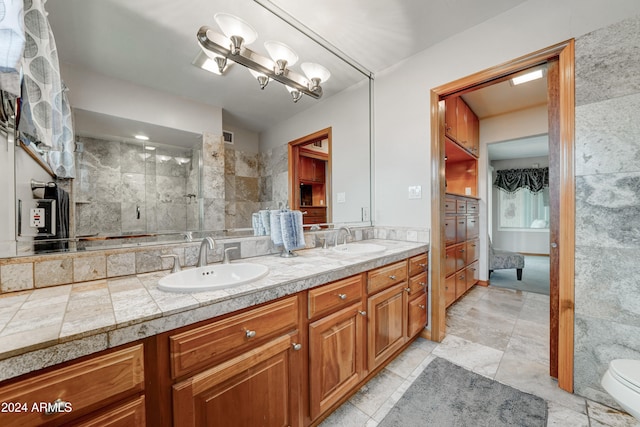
[61,63,223,136]
[482,105,548,144]
[374,0,640,229]
[491,156,550,254]
[222,124,259,154]
[260,80,370,224]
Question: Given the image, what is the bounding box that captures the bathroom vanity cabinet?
[0,345,146,427]
[0,249,428,427]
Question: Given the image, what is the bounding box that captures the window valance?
[493,167,549,194]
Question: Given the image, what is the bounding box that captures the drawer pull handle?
[44,399,70,416]
[419,263,427,268]
[292,343,302,351]
[389,275,397,280]
[419,282,426,287]
[358,310,367,316]
[459,249,465,253]
[419,305,426,310]
[245,330,257,339]
[338,293,347,300]
[404,287,411,293]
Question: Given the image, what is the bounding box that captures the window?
[498,187,549,230]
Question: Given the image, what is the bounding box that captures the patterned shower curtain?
[18,0,75,178]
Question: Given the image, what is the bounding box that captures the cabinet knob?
[44,399,70,416]
[459,249,465,253]
[419,305,426,310]
[245,330,257,339]
[358,310,367,316]
[419,282,426,287]
[389,275,397,280]
[292,343,302,351]
[419,263,427,268]
[338,293,347,300]
[404,287,411,293]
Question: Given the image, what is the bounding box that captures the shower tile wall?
[259,143,289,212]
[573,15,640,407]
[225,147,260,229]
[75,136,200,236]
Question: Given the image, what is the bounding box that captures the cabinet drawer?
[408,253,428,276]
[467,201,479,215]
[466,216,479,239]
[444,217,456,245]
[308,274,363,319]
[445,197,457,213]
[445,276,456,307]
[466,261,479,290]
[0,345,144,427]
[455,271,467,299]
[367,261,407,294]
[71,395,145,427]
[408,291,427,337]
[408,272,427,296]
[455,216,466,243]
[456,199,467,214]
[170,296,299,379]
[466,238,479,264]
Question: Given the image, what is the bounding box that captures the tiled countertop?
[0,239,427,382]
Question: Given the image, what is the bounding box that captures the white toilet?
[601,359,640,420]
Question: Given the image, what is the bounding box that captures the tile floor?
[320,286,639,427]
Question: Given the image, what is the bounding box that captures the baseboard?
[477,280,489,287]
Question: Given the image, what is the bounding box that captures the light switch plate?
[337,192,346,203]
[408,185,422,199]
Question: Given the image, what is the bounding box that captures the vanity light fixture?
[144,146,156,151]
[196,13,330,102]
[175,157,191,165]
[135,134,149,141]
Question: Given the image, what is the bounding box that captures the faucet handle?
[160,254,181,273]
[223,246,238,264]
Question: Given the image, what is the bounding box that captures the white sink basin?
[158,263,269,292]
[332,243,386,255]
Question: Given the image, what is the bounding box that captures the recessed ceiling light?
[135,134,149,141]
[510,69,544,86]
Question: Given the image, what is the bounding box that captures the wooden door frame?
[429,40,575,392]
[288,127,332,223]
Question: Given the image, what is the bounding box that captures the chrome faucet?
[335,226,352,247]
[223,247,238,264]
[198,237,215,267]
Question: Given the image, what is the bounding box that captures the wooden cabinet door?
[444,97,457,140]
[466,238,479,264]
[466,261,479,290]
[444,216,456,245]
[445,246,457,277]
[173,333,301,427]
[455,243,466,271]
[469,111,479,156]
[308,303,365,420]
[445,275,456,307]
[407,292,427,338]
[71,396,146,427]
[455,216,466,243]
[466,215,479,240]
[455,270,467,299]
[456,97,468,147]
[367,283,407,370]
[299,156,315,181]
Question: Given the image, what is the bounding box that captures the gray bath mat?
[379,357,547,427]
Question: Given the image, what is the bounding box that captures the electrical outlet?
[362,207,370,221]
[30,208,45,228]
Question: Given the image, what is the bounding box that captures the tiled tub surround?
[573,15,640,407]
[0,239,427,382]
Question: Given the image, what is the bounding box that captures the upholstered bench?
[489,239,525,280]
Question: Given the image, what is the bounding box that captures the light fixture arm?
[197,26,322,100]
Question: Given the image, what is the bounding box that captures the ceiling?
[46,0,529,135]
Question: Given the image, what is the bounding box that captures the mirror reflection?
[1,0,372,258]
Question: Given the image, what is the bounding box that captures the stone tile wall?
[573,15,640,406]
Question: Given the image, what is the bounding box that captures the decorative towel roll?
[280,210,306,252]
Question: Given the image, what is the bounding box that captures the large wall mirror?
[0,0,372,258]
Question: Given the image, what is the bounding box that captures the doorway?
[288,127,332,226]
[429,41,575,392]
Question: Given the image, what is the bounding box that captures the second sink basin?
[158,263,269,292]
[332,242,386,255]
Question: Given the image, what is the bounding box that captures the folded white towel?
[252,213,264,236]
[280,210,305,252]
